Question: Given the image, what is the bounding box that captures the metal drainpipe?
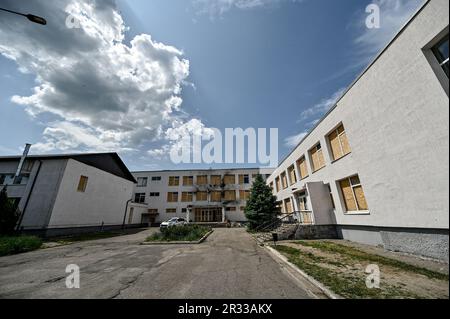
[122,199,132,230]
[16,160,42,231]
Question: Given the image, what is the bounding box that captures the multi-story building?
[0,153,136,237]
[267,0,449,261]
[128,168,273,225]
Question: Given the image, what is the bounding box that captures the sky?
[0,0,424,170]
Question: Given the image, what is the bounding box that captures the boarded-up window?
[328,124,351,161]
[288,165,297,184]
[183,176,194,186]
[211,175,222,185]
[224,175,236,185]
[167,192,179,202]
[211,191,222,202]
[224,190,236,201]
[197,175,208,185]
[275,177,281,193]
[339,175,369,212]
[297,157,309,180]
[166,208,177,214]
[77,176,88,192]
[310,143,326,172]
[284,198,293,214]
[168,176,180,186]
[238,174,250,184]
[225,207,237,212]
[148,209,158,214]
[239,190,250,200]
[196,191,208,201]
[181,192,193,202]
[281,172,288,189]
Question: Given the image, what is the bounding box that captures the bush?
[0,187,20,235]
[147,224,211,242]
[0,236,43,257]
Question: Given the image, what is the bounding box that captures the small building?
[267,0,449,261]
[0,153,136,237]
[128,168,274,226]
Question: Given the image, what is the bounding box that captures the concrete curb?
[140,230,214,246]
[265,245,343,300]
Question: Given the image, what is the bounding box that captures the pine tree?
[245,174,280,230]
[0,187,19,235]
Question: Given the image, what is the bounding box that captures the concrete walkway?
[0,228,318,299]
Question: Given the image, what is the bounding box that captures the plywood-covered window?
[168,176,180,186]
[181,192,193,202]
[166,208,177,214]
[211,191,222,202]
[225,207,237,212]
[77,176,88,192]
[224,175,236,185]
[197,175,208,185]
[339,175,369,212]
[281,172,288,189]
[167,192,179,202]
[288,165,297,184]
[310,143,326,172]
[211,175,222,186]
[284,198,293,214]
[328,124,351,161]
[183,176,194,186]
[196,191,208,201]
[239,190,250,200]
[296,156,309,180]
[275,177,281,193]
[238,174,250,185]
[224,190,236,201]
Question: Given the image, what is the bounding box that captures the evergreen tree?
[245,174,280,230]
[0,187,19,235]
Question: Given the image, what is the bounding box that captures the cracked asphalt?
[0,228,316,299]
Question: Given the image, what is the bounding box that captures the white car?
[160,217,187,229]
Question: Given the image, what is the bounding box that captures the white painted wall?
[48,159,134,228]
[267,0,449,230]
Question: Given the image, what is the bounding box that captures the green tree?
[245,174,280,230]
[0,187,19,235]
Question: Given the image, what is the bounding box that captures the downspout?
[122,199,132,230]
[16,160,42,231]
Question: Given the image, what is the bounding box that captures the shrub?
[147,224,210,242]
[0,187,20,235]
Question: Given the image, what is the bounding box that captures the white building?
[0,153,136,237]
[128,168,274,225]
[267,0,449,261]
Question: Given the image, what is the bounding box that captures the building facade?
[0,153,136,237]
[128,168,274,225]
[267,0,449,261]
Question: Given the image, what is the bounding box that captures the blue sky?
[0,0,423,170]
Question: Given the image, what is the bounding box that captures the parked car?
[160,217,187,229]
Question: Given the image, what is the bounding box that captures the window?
[327,184,335,209]
[223,175,236,185]
[181,208,188,213]
[296,156,309,180]
[149,192,160,197]
[166,208,177,214]
[224,190,236,201]
[197,175,208,185]
[288,165,297,184]
[181,192,194,202]
[77,176,88,192]
[151,176,162,182]
[225,207,236,212]
[167,192,179,202]
[196,191,208,201]
[128,207,134,224]
[239,174,250,184]
[168,176,180,186]
[432,36,449,78]
[328,124,351,161]
[183,176,194,186]
[211,175,222,185]
[134,193,146,203]
[284,198,293,214]
[239,190,250,200]
[339,175,369,212]
[240,206,246,211]
[275,177,281,193]
[310,143,326,172]
[136,177,148,187]
[148,209,158,214]
[280,172,288,189]
[211,191,222,202]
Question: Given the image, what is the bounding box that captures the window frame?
[77,176,89,193]
[134,193,146,204]
[339,175,370,215]
[328,123,352,162]
[136,177,148,188]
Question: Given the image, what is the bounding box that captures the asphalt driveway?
[0,228,318,299]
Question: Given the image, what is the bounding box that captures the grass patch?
[0,236,43,257]
[295,241,448,281]
[146,225,211,242]
[274,245,420,299]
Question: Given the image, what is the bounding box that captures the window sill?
[344,210,370,216]
[331,152,352,164]
[312,166,326,174]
